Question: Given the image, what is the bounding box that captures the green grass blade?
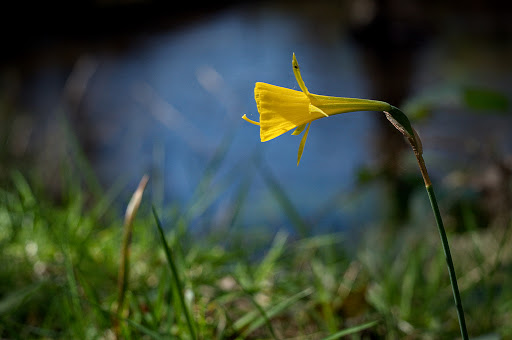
[224,176,251,231]
[0,282,43,315]
[294,232,345,251]
[90,173,130,220]
[311,259,336,332]
[10,171,35,208]
[183,132,234,222]
[93,303,166,340]
[123,317,166,340]
[399,258,417,320]
[152,206,197,340]
[321,320,379,340]
[58,113,104,198]
[236,278,279,340]
[233,288,313,337]
[254,231,288,283]
[75,272,111,327]
[260,165,308,237]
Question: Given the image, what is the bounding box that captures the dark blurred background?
[1,0,511,233]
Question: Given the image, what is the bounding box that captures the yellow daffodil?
[243,55,470,340]
[243,53,392,165]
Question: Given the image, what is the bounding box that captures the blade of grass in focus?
[152,206,197,340]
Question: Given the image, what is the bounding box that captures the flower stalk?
[243,55,469,338]
[426,182,469,340]
[384,106,468,339]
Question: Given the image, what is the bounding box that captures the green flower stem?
[387,104,469,338]
[416,154,469,340]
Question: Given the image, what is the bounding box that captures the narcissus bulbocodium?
[243,53,392,165]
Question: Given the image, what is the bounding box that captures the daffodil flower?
[242,55,469,340]
[243,53,392,165]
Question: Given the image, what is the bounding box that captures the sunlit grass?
[0,119,511,339]
[1,164,511,339]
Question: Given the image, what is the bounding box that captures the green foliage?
[0,158,511,339]
[462,87,509,112]
[0,170,384,339]
[402,84,510,120]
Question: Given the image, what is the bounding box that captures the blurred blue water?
[19,2,512,233]
[58,4,379,231]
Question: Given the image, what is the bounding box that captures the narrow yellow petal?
[291,123,307,135]
[292,53,309,95]
[242,114,260,126]
[297,122,311,166]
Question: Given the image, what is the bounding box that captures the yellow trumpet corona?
[243,53,391,165]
